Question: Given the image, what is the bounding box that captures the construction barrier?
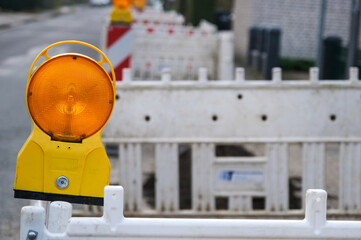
[131,21,222,81]
[102,8,234,81]
[132,8,184,26]
[98,67,361,216]
[21,186,361,239]
[106,25,133,81]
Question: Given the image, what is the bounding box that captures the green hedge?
[0,0,86,11]
[280,58,315,71]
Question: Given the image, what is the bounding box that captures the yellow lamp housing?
[14,40,116,205]
[110,0,133,24]
[110,6,133,24]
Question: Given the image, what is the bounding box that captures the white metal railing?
[21,186,361,239]
[99,67,361,216]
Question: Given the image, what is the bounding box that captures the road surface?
[0,5,111,239]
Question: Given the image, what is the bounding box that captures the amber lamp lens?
[113,0,132,8]
[27,54,114,142]
[134,0,146,8]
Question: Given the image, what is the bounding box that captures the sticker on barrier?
[219,170,264,183]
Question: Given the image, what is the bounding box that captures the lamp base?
[14,189,103,205]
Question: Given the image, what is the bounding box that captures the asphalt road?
[0,5,111,239]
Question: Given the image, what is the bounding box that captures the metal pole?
[347,0,360,76]
[316,0,327,67]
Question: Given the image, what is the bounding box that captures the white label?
[218,170,264,183]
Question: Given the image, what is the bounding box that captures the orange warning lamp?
[133,0,146,10]
[28,55,114,143]
[113,0,132,9]
[111,0,133,23]
[14,40,116,205]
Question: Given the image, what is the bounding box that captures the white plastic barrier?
[103,9,234,81]
[21,186,361,239]
[132,8,184,27]
[131,22,223,81]
[101,67,361,216]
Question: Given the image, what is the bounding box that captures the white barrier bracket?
[21,186,361,239]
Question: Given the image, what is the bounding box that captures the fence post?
[266,143,289,211]
[248,26,259,65]
[155,143,179,212]
[302,143,325,207]
[192,143,215,211]
[256,27,266,71]
[218,31,234,80]
[320,35,343,80]
[264,27,281,80]
[346,0,361,77]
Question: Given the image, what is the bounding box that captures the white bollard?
[218,31,234,80]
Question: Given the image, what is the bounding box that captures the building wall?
[324,0,351,48]
[234,0,354,61]
[233,0,254,62]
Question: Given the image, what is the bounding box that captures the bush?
[0,0,43,11]
[0,0,86,11]
[280,58,315,71]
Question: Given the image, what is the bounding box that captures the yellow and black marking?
[14,190,103,205]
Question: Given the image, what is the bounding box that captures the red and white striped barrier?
[103,9,233,81]
[106,25,133,81]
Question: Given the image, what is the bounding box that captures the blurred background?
[1,0,359,79]
[0,0,359,239]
